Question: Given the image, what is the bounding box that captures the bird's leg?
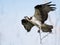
[37,26,41,33]
[38,23,42,33]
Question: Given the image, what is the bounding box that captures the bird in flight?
[21,1,56,33]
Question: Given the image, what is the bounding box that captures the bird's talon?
[38,30,40,33]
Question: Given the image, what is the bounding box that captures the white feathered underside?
[30,16,41,28]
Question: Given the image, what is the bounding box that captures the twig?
[41,33,49,40]
[39,25,42,44]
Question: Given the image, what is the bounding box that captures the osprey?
[21,2,56,33]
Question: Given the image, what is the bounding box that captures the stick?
[39,25,42,44]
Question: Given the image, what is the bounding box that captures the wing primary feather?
[47,4,56,6]
[50,7,56,11]
[44,1,52,5]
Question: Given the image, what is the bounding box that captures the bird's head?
[24,16,29,20]
[24,16,32,20]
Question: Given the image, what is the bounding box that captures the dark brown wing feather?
[34,1,56,23]
[34,1,56,13]
[21,19,34,32]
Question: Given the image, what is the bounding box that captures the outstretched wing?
[40,1,56,13]
[34,1,56,23]
[21,19,34,32]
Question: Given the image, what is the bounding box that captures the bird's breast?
[30,16,41,27]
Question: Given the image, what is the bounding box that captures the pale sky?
[0,0,60,45]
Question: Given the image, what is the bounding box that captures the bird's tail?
[41,24,53,33]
